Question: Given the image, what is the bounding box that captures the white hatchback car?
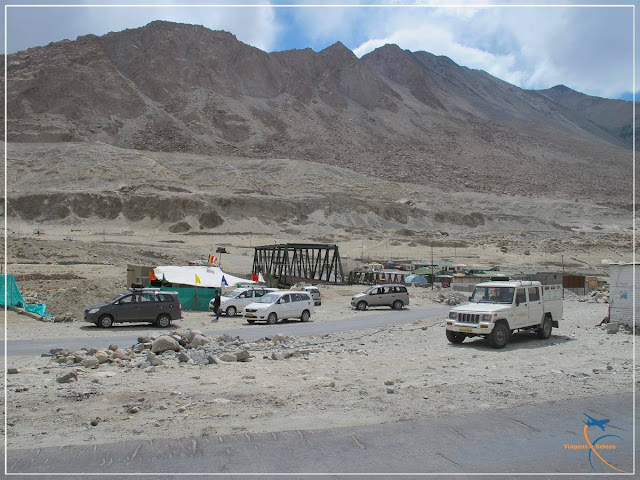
[243,291,314,324]
[211,287,278,317]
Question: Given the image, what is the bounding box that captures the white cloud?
[346,4,634,99]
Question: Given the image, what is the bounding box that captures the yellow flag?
[195,274,201,284]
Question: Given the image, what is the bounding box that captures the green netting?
[1,274,53,317]
[161,286,219,311]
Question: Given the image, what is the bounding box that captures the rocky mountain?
[3,20,635,202]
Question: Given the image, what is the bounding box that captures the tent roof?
[154,266,256,288]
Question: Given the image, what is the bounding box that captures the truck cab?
[445,280,562,349]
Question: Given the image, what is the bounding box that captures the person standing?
[213,291,221,322]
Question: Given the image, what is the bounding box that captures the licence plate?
[245,314,255,318]
[458,327,473,333]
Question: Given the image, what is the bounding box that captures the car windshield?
[363,287,376,294]
[256,293,280,304]
[471,287,514,304]
[110,294,126,303]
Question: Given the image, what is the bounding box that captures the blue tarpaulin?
[1,274,53,317]
[404,274,429,286]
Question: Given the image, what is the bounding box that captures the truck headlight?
[448,312,457,319]
[88,308,100,314]
[482,314,492,321]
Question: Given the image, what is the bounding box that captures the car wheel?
[226,306,237,317]
[446,330,466,344]
[301,310,310,322]
[537,315,553,339]
[267,312,278,325]
[98,315,113,328]
[392,300,403,310]
[247,319,255,324]
[356,301,367,311]
[488,322,510,349]
[156,314,171,328]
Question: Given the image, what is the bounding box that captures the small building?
[609,263,638,330]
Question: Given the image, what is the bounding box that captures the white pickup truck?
[445,280,563,349]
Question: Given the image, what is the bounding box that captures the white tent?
[153,266,256,288]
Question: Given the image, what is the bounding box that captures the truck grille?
[458,313,480,323]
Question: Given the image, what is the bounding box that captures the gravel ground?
[4,295,634,451]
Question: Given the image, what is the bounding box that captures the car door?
[138,293,160,321]
[238,290,254,310]
[278,294,294,319]
[114,294,139,322]
[527,286,543,326]
[369,287,385,306]
[513,288,528,328]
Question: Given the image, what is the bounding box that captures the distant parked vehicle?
[84,287,182,328]
[243,291,314,324]
[210,287,279,317]
[351,284,410,311]
[300,285,322,306]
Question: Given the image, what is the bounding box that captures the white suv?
[211,287,278,317]
[243,291,314,324]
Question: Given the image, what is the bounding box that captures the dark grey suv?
[84,288,182,328]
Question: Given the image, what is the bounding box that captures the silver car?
[301,286,321,306]
[351,284,409,311]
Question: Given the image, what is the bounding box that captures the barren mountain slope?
[3,21,634,201]
[6,142,632,239]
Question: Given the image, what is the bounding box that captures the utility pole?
[431,244,434,290]
[561,255,565,299]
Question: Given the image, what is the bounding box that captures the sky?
[2,0,637,100]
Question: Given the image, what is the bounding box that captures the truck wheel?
[98,315,113,328]
[446,330,466,344]
[537,315,553,339]
[392,300,403,310]
[226,306,237,317]
[488,322,510,349]
[356,301,367,311]
[267,312,278,325]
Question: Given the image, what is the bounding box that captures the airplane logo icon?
[583,414,610,432]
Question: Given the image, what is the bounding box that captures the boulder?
[146,352,164,366]
[95,352,109,364]
[189,334,210,349]
[7,368,20,374]
[56,371,78,383]
[271,352,285,361]
[108,344,119,352]
[178,352,191,363]
[151,336,181,354]
[206,355,219,365]
[219,353,237,362]
[235,350,250,362]
[190,351,210,365]
[82,358,99,369]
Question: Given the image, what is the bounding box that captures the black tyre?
[98,315,113,328]
[446,329,466,344]
[356,301,367,311]
[156,314,171,328]
[301,310,310,322]
[226,306,237,317]
[247,319,255,324]
[392,300,404,310]
[537,315,553,339]
[267,312,278,325]
[488,322,510,349]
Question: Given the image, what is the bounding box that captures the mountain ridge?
[3,20,635,201]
